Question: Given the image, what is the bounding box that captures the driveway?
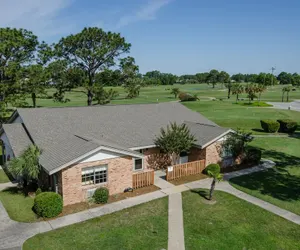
[267,100,300,112]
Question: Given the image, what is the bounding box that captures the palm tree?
[231,83,244,103]
[206,164,223,200]
[285,86,292,102]
[9,145,41,187]
[257,84,266,104]
[170,88,180,98]
[282,87,286,102]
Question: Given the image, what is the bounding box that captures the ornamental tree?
[206,164,223,200]
[154,122,196,165]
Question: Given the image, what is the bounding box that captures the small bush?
[35,188,42,196]
[93,187,109,204]
[178,92,198,102]
[260,120,280,133]
[33,192,63,218]
[277,119,298,133]
[245,148,262,164]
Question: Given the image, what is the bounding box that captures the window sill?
[133,168,144,172]
[81,182,107,189]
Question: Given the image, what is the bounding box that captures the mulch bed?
[221,162,255,174]
[169,173,208,186]
[57,185,160,218]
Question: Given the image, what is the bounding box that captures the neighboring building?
[0,103,232,205]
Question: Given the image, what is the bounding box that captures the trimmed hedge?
[178,92,198,102]
[260,120,280,133]
[93,187,109,204]
[34,192,63,218]
[245,148,262,164]
[35,188,42,196]
[277,119,298,133]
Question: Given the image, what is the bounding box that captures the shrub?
[205,164,221,176]
[178,92,198,102]
[35,188,42,196]
[33,192,63,218]
[260,120,280,133]
[93,187,109,204]
[245,148,262,164]
[277,119,298,133]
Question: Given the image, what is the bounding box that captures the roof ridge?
[17,101,178,111]
[184,121,219,128]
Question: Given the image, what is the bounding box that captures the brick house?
[0,103,232,205]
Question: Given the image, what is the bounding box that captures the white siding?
[0,132,14,161]
[80,150,122,163]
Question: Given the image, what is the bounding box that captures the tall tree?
[277,72,293,85]
[231,83,244,103]
[218,71,230,85]
[0,28,38,112]
[154,122,196,165]
[54,27,131,106]
[292,73,300,86]
[195,72,209,83]
[17,65,48,107]
[225,82,232,99]
[207,69,219,88]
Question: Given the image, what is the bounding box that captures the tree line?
[1,26,299,122]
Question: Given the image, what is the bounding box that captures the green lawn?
[23,197,168,250]
[183,189,300,250]
[0,187,39,222]
[184,100,300,133]
[230,137,300,215]
[0,169,10,183]
[18,84,300,108]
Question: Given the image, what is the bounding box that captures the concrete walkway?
[168,193,185,250]
[1,159,300,250]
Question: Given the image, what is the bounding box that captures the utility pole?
[271,66,276,86]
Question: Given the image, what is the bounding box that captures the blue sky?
[1,0,300,75]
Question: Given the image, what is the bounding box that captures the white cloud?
[116,0,173,29]
[0,0,73,40]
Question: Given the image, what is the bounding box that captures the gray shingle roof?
[184,121,230,147]
[4,102,230,173]
[2,123,32,157]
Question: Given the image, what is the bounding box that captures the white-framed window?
[82,165,107,186]
[133,158,143,171]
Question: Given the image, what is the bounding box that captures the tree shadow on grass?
[191,189,210,200]
[252,128,266,133]
[230,147,300,202]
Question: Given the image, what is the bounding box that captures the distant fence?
[166,160,206,181]
[132,170,155,189]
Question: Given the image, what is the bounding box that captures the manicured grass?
[236,101,273,107]
[17,84,300,108]
[230,137,300,215]
[0,187,39,222]
[184,100,300,133]
[183,189,300,250]
[23,197,168,250]
[0,169,10,183]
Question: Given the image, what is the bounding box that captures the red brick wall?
[61,156,133,206]
[205,142,222,166]
[188,147,206,162]
[144,147,171,170]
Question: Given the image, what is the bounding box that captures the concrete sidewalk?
[168,193,185,250]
